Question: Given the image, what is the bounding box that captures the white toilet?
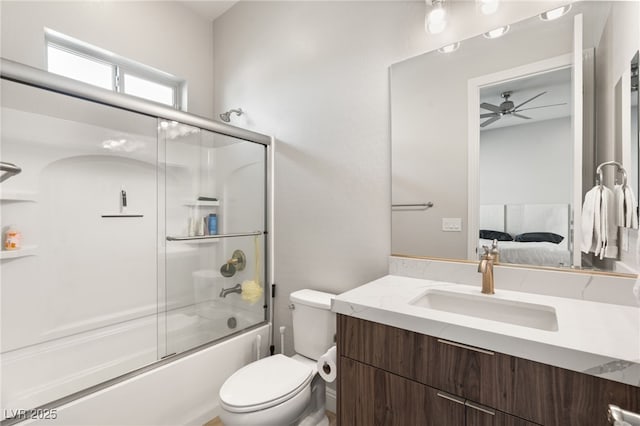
[219,289,336,426]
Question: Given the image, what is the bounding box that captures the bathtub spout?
[220,283,242,298]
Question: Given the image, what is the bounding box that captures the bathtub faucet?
[220,283,242,298]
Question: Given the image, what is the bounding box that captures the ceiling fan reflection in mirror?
[480,91,567,128]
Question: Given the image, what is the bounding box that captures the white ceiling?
[178,1,238,22]
[479,66,572,131]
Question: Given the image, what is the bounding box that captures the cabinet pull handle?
[436,392,465,405]
[465,401,496,416]
[437,339,495,356]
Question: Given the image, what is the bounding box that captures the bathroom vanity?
[333,274,640,425]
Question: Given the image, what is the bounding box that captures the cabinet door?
[465,401,540,426]
[339,356,465,426]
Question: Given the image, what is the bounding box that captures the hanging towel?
[581,186,600,254]
[613,184,638,229]
[614,184,626,227]
[624,185,638,229]
[600,186,618,259]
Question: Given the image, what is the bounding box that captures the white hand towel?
[624,185,638,229]
[601,186,618,259]
[614,184,625,226]
[581,186,600,254]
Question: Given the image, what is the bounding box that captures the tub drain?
[227,317,237,329]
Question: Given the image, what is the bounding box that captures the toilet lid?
[219,354,314,413]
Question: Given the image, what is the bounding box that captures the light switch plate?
[442,218,462,232]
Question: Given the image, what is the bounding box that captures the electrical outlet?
[442,218,462,232]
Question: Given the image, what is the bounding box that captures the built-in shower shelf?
[167,231,262,242]
[0,191,38,202]
[183,200,219,207]
[0,245,38,260]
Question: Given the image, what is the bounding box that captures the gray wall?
[211,0,567,355]
[0,1,215,118]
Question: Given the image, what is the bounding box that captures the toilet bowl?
[219,289,336,426]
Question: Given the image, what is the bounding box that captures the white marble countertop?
[332,275,640,387]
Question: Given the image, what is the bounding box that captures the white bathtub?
[2,302,267,424]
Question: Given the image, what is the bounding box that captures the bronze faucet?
[478,245,496,294]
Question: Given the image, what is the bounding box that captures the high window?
[45,29,185,109]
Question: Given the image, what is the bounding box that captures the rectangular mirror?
[391,1,640,275]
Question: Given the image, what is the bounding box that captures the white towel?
[614,184,625,226]
[581,186,600,254]
[601,186,618,259]
[624,185,638,229]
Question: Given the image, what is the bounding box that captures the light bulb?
[427,19,447,34]
[425,1,447,34]
[438,42,460,53]
[539,5,572,21]
[483,25,510,39]
[429,6,446,23]
[479,0,499,15]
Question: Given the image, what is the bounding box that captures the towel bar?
[392,202,434,209]
[596,161,628,187]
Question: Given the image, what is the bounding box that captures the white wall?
[480,117,573,205]
[595,1,640,169]
[593,1,640,270]
[210,0,568,355]
[0,1,215,118]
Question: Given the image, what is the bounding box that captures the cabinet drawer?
[338,356,466,426]
[337,314,500,402]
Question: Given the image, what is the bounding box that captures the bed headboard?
[479,204,505,232]
[480,203,571,248]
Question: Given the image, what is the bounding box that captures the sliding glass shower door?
[159,123,267,356]
[1,75,268,420]
[1,79,159,414]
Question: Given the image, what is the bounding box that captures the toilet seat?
[220,354,314,414]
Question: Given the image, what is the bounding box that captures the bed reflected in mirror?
[479,67,572,268]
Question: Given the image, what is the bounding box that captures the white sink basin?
[410,289,559,331]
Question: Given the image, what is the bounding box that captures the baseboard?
[325,387,336,414]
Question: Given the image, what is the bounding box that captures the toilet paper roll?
[317,345,337,383]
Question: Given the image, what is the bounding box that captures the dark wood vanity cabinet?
[337,315,640,426]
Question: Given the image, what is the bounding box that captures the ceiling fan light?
[483,25,510,39]
[539,5,571,21]
[438,42,460,53]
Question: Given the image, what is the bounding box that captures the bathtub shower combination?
[0,59,271,422]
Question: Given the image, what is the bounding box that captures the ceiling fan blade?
[480,112,499,118]
[480,103,502,113]
[481,116,501,128]
[516,102,568,112]
[512,113,531,120]
[513,91,547,110]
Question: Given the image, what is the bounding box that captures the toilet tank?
[290,289,336,360]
